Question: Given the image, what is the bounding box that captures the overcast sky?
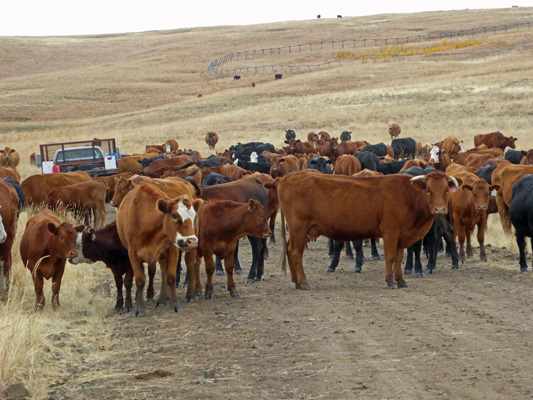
[0,1,527,37]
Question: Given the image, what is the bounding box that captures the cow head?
[70,226,97,265]
[410,172,461,215]
[244,199,271,239]
[0,148,15,167]
[461,179,501,213]
[157,195,202,251]
[269,157,284,178]
[506,136,518,149]
[47,221,84,262]
[110,176,136,207]
[428,146,442,163]
[520,149,533,165]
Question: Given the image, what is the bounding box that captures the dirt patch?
[43,215,533,400]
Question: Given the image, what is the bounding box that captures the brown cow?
[434,137,465,160]
[519,149,533,165]
[164,139,179,155]
[352,168,383,178]
[20,209,83,310]
[203,164,251,181]
[162,165,203,186]
[338,140,358,155]
[453,148,504,166]
[0,180,19,298]
[284,138,315,155]
[143,154,195,178]
[389,124,401,140]
[447,169,500,262]
[30,153,37,166]
[492,164,533,233]
[427,145,451,171]
[117,183,202,316]
[0,167,20,182]
[198,199,270,299]
[474,131,517,151]
[318,138,340,162]
[334,154,362,176]
[21,170,91,206]
[399,159,430,172]
[205,132,219,150]
[276,171,459,289]
[0,147,20,168]
[44,180,107,228]
[250,172,279,243]
[93,172,134,198]
[268,155,300,178]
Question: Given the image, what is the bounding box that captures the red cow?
[474,131,517,151]
[198,199,270,299]
[338,140,358,155]
[93,172,134,199]
[447,170,500,262]
[44,180,107,228]
[21,171,91,206]
[70,222,156,312]
[20,210,83,310]
[205,132,219,150]
[0,180,19,298]
[453,148,503,166]
[250,172,279,243]
[318,138,340,162]
[0,147,20,168]
[268,155,300,178]
[427,145,452,171]
[117,183,202,316]
[284,138,315,154]
[389,124,401,140]
[143,154,195,178]
[519,149,533,165]
[275,171,460,289]
[334,154,362,176]
[434,137,465,160]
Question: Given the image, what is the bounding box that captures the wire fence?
[207,21,532,78]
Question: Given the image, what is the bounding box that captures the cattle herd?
[1,128,533,317]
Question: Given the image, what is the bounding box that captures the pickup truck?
[39,138,120,177]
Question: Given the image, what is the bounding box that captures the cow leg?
[233,240,243,274]
[224,248,239,298]
[287,236,309,289]
[497,194,513,234]
[404,246,414,274]
[215,257,225,275]
[352,241,364,273]
[246,236,261,284]
[146,263,156,301]
[439,216,459,270]
[51,266,65,310]
[326,241,344,272]
[204,253,215,299]
[164,247,182,313]
[33,269,45,311]
[382,231,405,288]
[124,267,134,312]
[370,238,380,260]
[129,255,146,317]
[394,247,408,288]
[269,213,277,244]
[328,239,334,259]
[516,232,528,272]
[112,270,125,311]
[456,223,467,263]
[345,241,354,260]
[477,218,487,261]
[185,249,201,302]
[412,240,424,278]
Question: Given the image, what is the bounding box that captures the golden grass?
[0,7,532,397]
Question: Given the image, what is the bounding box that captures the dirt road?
[45,216,533,400]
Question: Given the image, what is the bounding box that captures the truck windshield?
[56,148,103,162]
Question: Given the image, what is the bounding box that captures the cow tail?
[280,209,288,275]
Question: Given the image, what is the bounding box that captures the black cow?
[201,173,232,186]
[354,151,381,171]
[236,153,271,174]
[306,156,332,174]
[139,154,165,170]
[505,149,523,164]
[391,137,417,159]
[361,143,388,157]
[3,177,24,216]
[340,131,352,142]
[285,129,296,141]
[231,142,275,162]
[234,75,241,80]
[275,74,282,80]
[378,159,410,175]
[476,164,498,185]
[509,174,533,272]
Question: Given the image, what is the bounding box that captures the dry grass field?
[1,7,533,399]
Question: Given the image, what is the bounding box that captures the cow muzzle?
[476,204,487,212]
[176,236,198,250]
[432,206,447,215]
[67,250,79,261]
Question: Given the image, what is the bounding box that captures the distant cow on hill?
[205,132,219,150]
[389,124,401,140]
[275,74,282,80]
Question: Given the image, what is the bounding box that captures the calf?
[0,147,20,168]
[389,124,401,140]
[20,210,83,310]
[205,132,219,150]
[198,199,270,299]
[284,138,315,155]
[44,180,107,229]
[510,174,533,271]
[70,222,156,311]
[474,131,517,151]
[0,180,19,298]
[268,155,300,178]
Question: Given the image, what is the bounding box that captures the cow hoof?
[231,292,240,298]
[520,267,529,272]
[372,256,381,261]
[415,272,424,278]
[155,301,166,308]
[245,278,255,284]
[353,266,362,273]
[254,277,262,282]
[145,297,153,303]
[170,304,183,313]
[387,281,399,289]
[133,309,145,318]
[216,270,225,276]
[205,293,213,300]
[298,283,311,290]
[185,295,196,303]
[346,255,354,260]
[450,265,459,270]
[327,255,333,259]
[181,282,188,289]
[114,305,123,312]
[404,269,412,275]
[326,267,335,273]
[426,268,437,274]
[234,268,244,275]
[398,280,408,288]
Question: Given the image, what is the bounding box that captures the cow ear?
[410,176,427,191]
[461,184,473,192]
[74,224,85,233]
[87,227,96,241]
[47,222,59,235]
[284,140,289,144]
[157,198,171,214]
[521,150,527,156]
[489,184,501,192]
[9,149,16,154]
[192,198,203,212]
[279,158,285,164]
[248,199,257,212]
